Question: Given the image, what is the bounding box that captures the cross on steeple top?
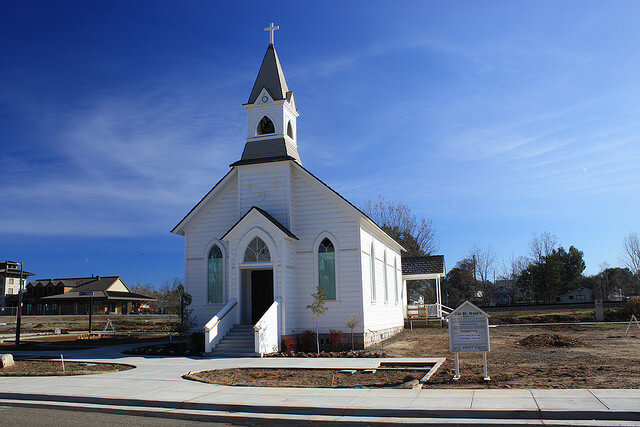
[264,22,279,45]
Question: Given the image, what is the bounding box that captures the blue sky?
[1,1,639,286]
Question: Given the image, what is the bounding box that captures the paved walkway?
[2,344,640,424]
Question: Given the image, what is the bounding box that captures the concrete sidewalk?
[2,345,640,424]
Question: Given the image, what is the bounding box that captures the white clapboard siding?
[287,166,365,333]
[182,175,239,329]
[359,223,404,332]
[237,162,291,228]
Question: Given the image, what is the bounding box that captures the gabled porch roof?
[221,206,298,241]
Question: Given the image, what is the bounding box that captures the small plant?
[306,286,329,354]
[301,329,315,352]
[328,330,343,351]
[346,315,358,350]
[281,335,296,354]
[622,297,640,318]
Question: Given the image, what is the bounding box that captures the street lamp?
[15,262,25,347]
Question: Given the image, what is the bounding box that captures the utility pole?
[15,262,24,347]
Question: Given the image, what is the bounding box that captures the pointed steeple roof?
[247,44,289,104]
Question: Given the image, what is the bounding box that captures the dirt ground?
[188,368,428,388]
[0,360,133,376]
[367,324,640,388]
[0,314,179,334]
[0,333,172,351]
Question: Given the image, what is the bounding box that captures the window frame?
[257,115,275,135]
[313,232,340,302]
[370,242,376,303]
[204,239,226,305]
[317,237,337,301]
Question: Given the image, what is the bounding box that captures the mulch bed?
[0,360,133,376]
[123,341,202,356]
[186,368,426,388]
[517,333,586,348]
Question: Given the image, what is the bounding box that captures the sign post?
[447,301,491,381]
[79,291,94,335]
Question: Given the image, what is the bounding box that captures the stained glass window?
[208,245,223,304]
[244,237,271,263]
[318,238,336,300]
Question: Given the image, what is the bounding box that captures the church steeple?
[247,44,289,105]
[232,26,301,167]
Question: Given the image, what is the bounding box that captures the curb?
[0,393,639,422]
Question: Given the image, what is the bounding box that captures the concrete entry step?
[207,323,257,357]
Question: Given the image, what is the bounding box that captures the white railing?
[203,298,237,353]
[253,297,281,357]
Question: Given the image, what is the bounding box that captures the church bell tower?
[232,24,301,166]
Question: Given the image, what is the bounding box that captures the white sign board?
[448,301,490,353]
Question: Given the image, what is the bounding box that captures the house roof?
[401,255,446,276]
[247,44,289,104]
[29,276,121,290]
[221,206,298,241]
[0,261,35,277]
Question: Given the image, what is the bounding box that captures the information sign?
[448,301,490,353]
[447,301,491,380]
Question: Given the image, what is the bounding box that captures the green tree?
[441,257,478,307]
[307,286,329,353]
[518,245,585,303]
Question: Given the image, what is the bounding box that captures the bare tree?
[500,255,531,303]
[622,232,640,275]
[359,196,438,256]
[467,244,497,304]
[529,230,558,262]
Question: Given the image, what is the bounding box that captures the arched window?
[257,116,275,135]
[383,251,389,303]
[370,243,376,302]
[244,237,271,262]
[318,238,336,300]
[208,245,223,304]
[287,121,294,138]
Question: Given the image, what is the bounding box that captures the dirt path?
[368,324,640,388]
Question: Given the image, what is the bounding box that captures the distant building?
[555,287,593,304]
[489,285,513,306]
[5,275,153,315]
[0,260,35,309]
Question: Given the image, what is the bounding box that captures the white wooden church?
[172,25,445,356]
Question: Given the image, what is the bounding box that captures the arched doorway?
[240,236,274,324]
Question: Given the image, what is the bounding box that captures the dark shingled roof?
[401,255,446,276]
[231,137,300,166]
[221,206,298,241]
[29,276,120,290]
[247,44,289,104]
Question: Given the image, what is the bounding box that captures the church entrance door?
[251,269,273,324]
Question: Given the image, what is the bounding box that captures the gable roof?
[401,255,445,276]
[171,169,236,235]
[247,44,289,104]
[221,206,298,241]
[29,276,122,290]
[291,162,405,252]
[171,159,405,252]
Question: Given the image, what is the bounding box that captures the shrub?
[328,330,343,351]
[186,332,204,354]
[622,297,640,318]
[301,329,315,352]
[281,335,296,353]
